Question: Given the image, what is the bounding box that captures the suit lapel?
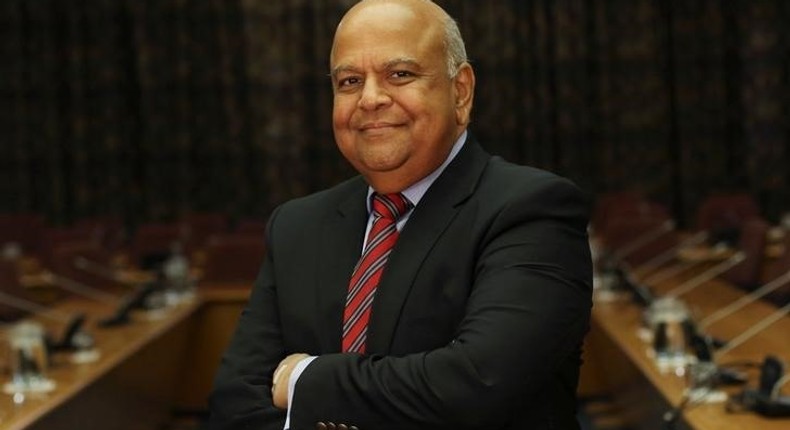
[316,178,369,353]
[366,138,491,353]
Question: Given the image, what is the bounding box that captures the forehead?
[330,2,444,69]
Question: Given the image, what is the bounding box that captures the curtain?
[2,0,788,228]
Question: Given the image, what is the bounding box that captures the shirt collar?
[366,130,468,212]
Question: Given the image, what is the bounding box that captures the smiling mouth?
[359,122,401,131]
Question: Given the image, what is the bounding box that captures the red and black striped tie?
[342,193,412,353]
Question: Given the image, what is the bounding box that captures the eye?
[336,76,362,90]
[390,70,414,80]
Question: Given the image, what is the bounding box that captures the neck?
[364,175,412,194]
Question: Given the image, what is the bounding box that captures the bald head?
[332,0,467,78]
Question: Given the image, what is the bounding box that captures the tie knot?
[371,193,412,221]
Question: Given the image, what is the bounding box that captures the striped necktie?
[342,192,412,353]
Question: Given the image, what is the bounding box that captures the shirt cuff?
[283,356,317,430]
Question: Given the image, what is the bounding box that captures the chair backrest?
[48,241,123,293]
[38,226,101,267]
[234,219,267,238]
[596,203,670,236]
[763,232,790,306]
[0,213,45,255]
[592,192,667,233]
[722,217,770,291]
[0,260,32,322]
[74,216,127,251]
[200,234,266,285]
[130,222,188,270]
[696,193,760,245]
[180,212,229,248]
[599,215,677,266]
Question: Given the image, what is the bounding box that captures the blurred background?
[1,1,789,430]
[2,0,788,229]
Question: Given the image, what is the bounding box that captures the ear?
[453,62,475,126]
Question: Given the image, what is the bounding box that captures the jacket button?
[316,422,327,430]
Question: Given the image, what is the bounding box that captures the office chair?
[722,217,769,292]
[200,234,266,284]
[695,193,760,247]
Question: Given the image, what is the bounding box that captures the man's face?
[330,2,472,193]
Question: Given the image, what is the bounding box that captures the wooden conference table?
[0,284,250,430]
[581,260,790,430]
[3,262,788,430]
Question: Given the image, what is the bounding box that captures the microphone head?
[736,389,790,417]
[620,271,654,306]
[653,321,668,353]
[689,334,714,362]
[759,355,786,395]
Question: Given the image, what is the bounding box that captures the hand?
[271,353,309,409]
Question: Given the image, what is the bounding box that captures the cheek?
[332,107,347,129]
[401,94,447,124]
[332,109,355,155]
[332,97,355,128]
[332,125,353,157]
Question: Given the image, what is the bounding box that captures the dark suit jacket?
[208,135,592,430]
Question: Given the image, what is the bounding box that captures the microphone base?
[733,390,790,418]
[684,387,728,404]
[98,314,131,328]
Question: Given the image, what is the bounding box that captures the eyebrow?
[330,57,421,79]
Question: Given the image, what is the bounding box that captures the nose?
[358,79,391,111]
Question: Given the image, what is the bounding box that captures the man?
[208,0,592,429]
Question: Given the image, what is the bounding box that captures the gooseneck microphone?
[0,291,94,353]
[616,263,655,306]
[40,271,119,305]
[610,220,675,262]
[699,270,790,329]
[0,291,72,323]
[715,301,790,359]
[664,252,746,298]
[643,252,744,352]
[641,261,697,287]
[98,282,163,327]
[73,256,123,282]
[729,355,790,417]
[633,231,708,277]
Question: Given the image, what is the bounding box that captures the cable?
[771,374,790,400]
[662,385,712,429]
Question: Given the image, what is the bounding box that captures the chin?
[360,159,403,173]
[355,146,409,170]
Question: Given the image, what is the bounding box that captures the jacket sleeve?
[207,206,288,430]
[289,177,593,430]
